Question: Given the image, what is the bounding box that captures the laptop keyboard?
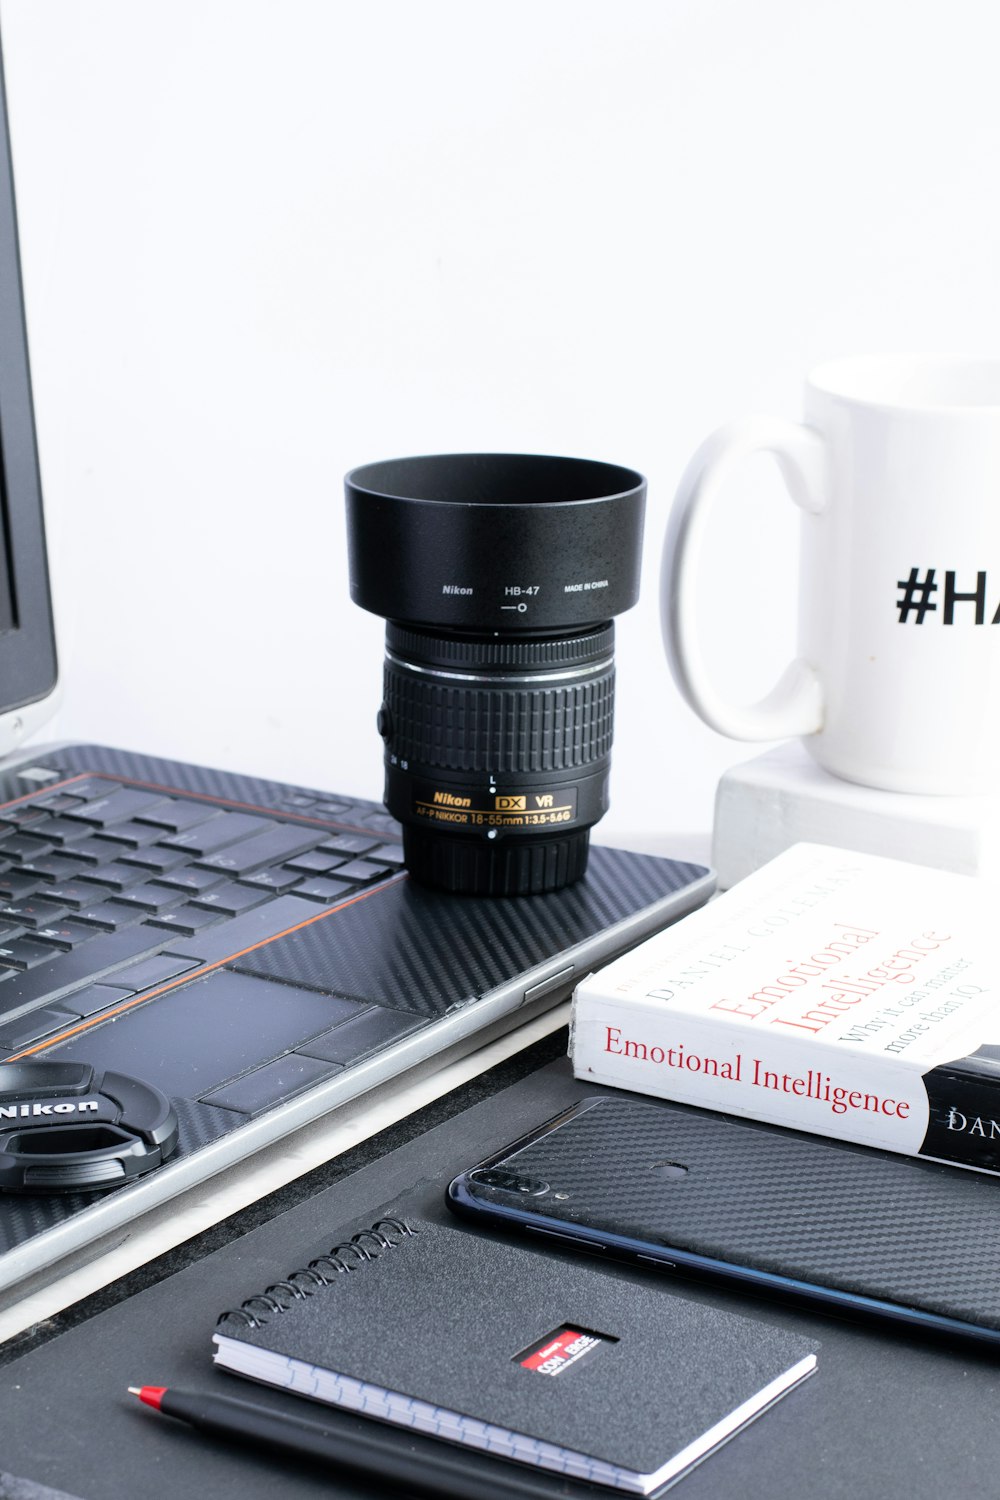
[0,776,405,1055]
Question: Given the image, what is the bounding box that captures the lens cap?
[0,1060,179,1194]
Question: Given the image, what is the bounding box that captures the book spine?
[570,992,1000,1177]
[921,1056,1000,1173]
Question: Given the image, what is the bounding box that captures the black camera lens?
[345,453,645,896]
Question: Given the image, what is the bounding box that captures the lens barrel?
[345,454,645,896]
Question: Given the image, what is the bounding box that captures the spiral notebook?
[212,1218,817,1494]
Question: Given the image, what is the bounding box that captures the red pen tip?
[130,1385,167,1411]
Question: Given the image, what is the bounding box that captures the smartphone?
[447,1094,1000,1349]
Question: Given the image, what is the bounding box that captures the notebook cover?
[214,1218,816,1478]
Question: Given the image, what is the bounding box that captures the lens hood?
[345,452,645,633]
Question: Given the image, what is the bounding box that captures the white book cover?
[571,843,1000,1170]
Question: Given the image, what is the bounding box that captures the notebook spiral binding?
[217,1217,418,1330]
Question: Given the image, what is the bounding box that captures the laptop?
[0,43,713,1301]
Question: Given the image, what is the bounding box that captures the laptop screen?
[0,40,57,722]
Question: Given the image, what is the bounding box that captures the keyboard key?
[292,877,356,903]
[0,901,69,931]
[112,882,191,914]
[31,793,83,813]
[19,852,89,883]
[189,883,271,916]
[239,865,303,894]
[197,825,323,876]
[22,816,96,847]
[77,861,148,893]
[154,866,227,895]
[0,935,61,971]
[317,834,379,856]
[38,881,97,910]
[0,873,43,902]
[119,846,190,874]
[0,804,50,830]
[330,859,392,883]
[135,799,224,833]
[0,833,55,862]
[311,799,352,817]
[75,902,143,931]
[160,812,273,857]
[32,919,103,950]
[93,820,162,849]
[369,843,405,866]
[283,849,346,875]
[146,905,229,937]
[63,836,117,865]
[58,777,123,802]
[65,789,170,827]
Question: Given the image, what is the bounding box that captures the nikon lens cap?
[0,1060,178,1193]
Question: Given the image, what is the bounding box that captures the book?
[571,842,1000,1173]
[212,1216,816,1495]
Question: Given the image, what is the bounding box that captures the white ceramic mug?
[661,355,1000,796]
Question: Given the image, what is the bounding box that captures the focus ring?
[382,663,616,774]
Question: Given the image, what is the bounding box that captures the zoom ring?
[382,664,616,774]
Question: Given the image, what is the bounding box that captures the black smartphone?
[446,1094,1000,1349]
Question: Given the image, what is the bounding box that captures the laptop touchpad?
[48,970,365,1100]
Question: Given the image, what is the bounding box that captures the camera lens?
[469,1168,550,1195]
[345,453,645,896]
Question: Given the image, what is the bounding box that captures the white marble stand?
[712,743,1000,888]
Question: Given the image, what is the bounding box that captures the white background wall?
[2,0,999,843]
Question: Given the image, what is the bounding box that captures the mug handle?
[661,416,829,740]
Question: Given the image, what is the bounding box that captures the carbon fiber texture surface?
[482,1096,1000,1329]
[231,843,704,1016]
[0,1096,239,1255]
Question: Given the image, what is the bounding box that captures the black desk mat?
[1,1055,999,1500]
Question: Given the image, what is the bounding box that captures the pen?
[128,1385,601,1500]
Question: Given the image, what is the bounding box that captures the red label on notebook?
[515,1324,615,1377]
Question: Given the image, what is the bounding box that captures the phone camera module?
[470,1167,550,1196]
